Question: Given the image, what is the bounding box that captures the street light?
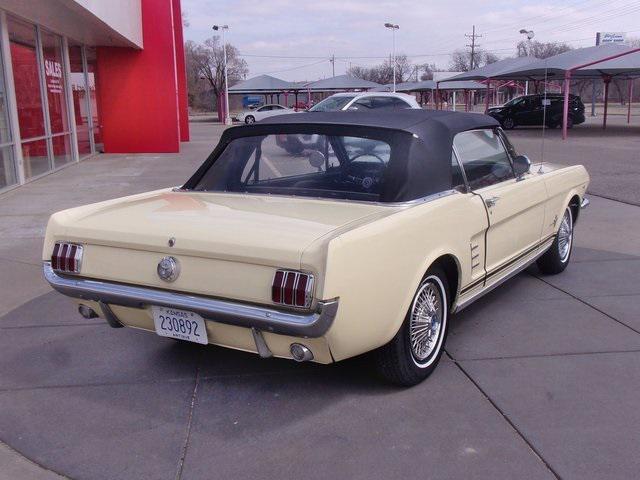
[213,24,231,125]
[519,29,535,95]
[384,23,399,92]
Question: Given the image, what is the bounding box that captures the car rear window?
[192,133,395,202]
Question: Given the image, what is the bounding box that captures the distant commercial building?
[0,0,189,193]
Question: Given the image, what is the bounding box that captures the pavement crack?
[453,348,640,362]
[0,377,196,394]
[589,192,640,207]
[447,351,561,480]
[533,275,640,336]
[175,358,202,480]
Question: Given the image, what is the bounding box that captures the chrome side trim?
[43,262,338,338]
[175,188,458,208]
[581,197,590,209]
[454,239,553,312]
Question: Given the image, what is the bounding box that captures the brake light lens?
[51,242,83,274]
[272,270,314,308]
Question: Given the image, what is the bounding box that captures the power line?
[480,0,600,35]
[534,2,640,36]
[480,0,640,46]
[239,26,640,74]
[251,59,327,76]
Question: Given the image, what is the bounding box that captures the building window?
[9,16,49,178]
[0,17,16,190]
[8,16,52,179]
[7,15,79,179]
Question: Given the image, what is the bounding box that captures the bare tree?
[449,48,499,72]
[184,37,248,116]
[627,37,640,48]
[386,54,413,83]
[346,54,414,84]
[516,40,572,59]
[483,51,500,65]
[418,63,439,80]
[449,49,471,71]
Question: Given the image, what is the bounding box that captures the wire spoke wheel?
[409,280,444,364]
[557,208,573,263]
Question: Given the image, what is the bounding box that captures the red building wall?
[96,0,189,153]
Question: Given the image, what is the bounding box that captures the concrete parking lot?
[0,121,639,479]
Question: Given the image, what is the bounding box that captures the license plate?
[152,306,208,345]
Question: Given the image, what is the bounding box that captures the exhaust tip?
[290,343,314,362]
[78,304,98,319]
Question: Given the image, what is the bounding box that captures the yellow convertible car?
[43,110,589,385]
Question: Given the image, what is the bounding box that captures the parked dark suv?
[487,93,585,129]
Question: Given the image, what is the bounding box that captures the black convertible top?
[260,110,499,137]
[185,110,500,202]
[248,109,499,142]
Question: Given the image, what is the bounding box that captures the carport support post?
[627,79,633,124]
[562,72,571,140]
[484,80,491,113]
[602,77,611,129]
[435,83,440,110]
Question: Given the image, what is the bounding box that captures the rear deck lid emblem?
[157,256,180,282]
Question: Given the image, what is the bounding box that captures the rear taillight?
[272,270,314,308]
[51,242,83,274]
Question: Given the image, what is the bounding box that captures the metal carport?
[228,74,297,105]
[448,46,640,139]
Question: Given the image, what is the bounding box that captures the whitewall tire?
[374,267,450,386]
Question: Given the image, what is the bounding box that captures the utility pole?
[465,25,482,70]
[330,54,335,77]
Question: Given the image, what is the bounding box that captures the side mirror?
[513,155,531,177]
[308,150,326,169]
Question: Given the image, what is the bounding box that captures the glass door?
[8,16,50,179]
[41,28,72,167]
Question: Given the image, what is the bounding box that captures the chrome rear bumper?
[43,262,338,338]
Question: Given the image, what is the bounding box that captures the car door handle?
[485,196,500,208]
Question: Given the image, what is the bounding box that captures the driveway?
[0,122,638,480]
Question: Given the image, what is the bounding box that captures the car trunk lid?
[58,190,394,269]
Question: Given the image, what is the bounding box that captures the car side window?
[391,97,411,109]
[451,151,466,192]
[497,128,518,159]
[371,97,395,109]
[349,98,374,110]
[453,129,514,190]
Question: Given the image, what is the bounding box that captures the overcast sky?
[182,0,640,81]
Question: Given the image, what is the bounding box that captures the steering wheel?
[344,153,386,190]
[350,152,386,164]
